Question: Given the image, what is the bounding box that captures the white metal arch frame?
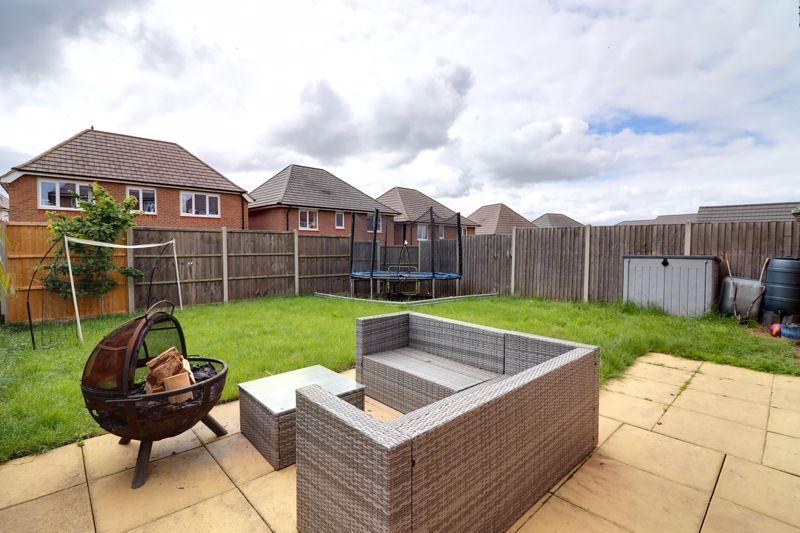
[63,236,182,343]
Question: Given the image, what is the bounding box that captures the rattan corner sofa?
[295,312,600,533]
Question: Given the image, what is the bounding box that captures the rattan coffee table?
[239,365,365,469]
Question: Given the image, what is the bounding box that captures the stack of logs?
[145,347,195,404]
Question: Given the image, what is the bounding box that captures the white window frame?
[38,178,92,211]
[180,191,221,218]
[367,214,382,233]
[335,211,345,229]
[126,186,158,215]
[439,225,445,239]
[416,224,428,241]
[298,209,319,230]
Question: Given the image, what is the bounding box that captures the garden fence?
[1,220,798,323]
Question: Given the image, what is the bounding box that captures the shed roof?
[376,187,479,226]
[531,213,583,228]
[0,129,245,193]
[695,201,799,223]
[249,164,396,214]
[468,203,534,235]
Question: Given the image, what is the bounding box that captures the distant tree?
[44,184,143,311]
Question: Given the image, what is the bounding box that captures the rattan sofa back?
[298,313,600,533]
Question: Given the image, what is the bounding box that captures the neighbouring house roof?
[376,187,479,226]
[0,195,7,210]
[695,201,799,223]
[468,203,534,235]
[617,213,697,226]
[249,164,396,214]
[531,213,583,228]
[0,128,245,194]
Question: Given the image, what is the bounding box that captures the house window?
[181,191,220,217]
[368,214,382,233]
[299,209,318,230]
[38,179,91,210]
[335,211,345,229]
[439,225,445,239]
[462,227,468,237]
[416,224,428,241]
[127,187,157,214]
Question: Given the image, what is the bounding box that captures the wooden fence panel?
[690,221,800,279]
[514,227,585,300]
[227,230,294,300]
[418,240,459,297]
[461,234,512,295]
[298,235,350,294]
[5,222,128,323]
[133,228,222,310]
[588,224,685,302]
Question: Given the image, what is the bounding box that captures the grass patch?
[1,295,797,462]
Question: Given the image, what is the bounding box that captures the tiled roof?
[695,202,799,223]
[617,213,697,226]
[468,203,534,235]
[376,187,479,226]
[4,129,244,193]
[249,164,396,214]
[531,213,583,228]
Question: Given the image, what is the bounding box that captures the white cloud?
[0,0,798,224]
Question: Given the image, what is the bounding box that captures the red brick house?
[248,165,398,243]
[376,187,479,245]
[0,129,250,229]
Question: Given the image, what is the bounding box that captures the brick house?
[376,187,479,245]
[0,129,251,229]
[248,165,398,243]
[468,203,534,235]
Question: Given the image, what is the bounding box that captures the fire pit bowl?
[81,301,229,488]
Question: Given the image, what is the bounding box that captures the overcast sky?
[1,0,798,223]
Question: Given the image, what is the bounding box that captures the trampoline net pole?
[429,207,436,299]
[349,212,356,297]
[369,208,378,299]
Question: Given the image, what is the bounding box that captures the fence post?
[510,227,516,295]
[126,228,135,313]
[221,227,228,303]
[0,222,8,324]
[684,222,692,255]
[293,230,300,295]
[582,225,591,302]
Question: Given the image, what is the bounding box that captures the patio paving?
[1,354,799,532]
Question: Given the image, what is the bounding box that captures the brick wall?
[6,175,248,229]
[249,206,395,245]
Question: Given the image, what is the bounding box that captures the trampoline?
[349,206,464,299]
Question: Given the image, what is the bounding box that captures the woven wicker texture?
[356,313,409,383]
[408,313,505,373]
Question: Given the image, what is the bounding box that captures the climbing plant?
[44,184,143,302]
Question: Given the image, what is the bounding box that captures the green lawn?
[1,295,798,462]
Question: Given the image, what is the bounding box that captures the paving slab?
[688,373,772,404]
[769,407,800,438]
[365,397,403,422]
[772,389,800,412]
[83,430,202,480]
[655,406,765,462]
[774,375,800,393]
[597,416,621,445]
[0,443,85,509]
[599,389,665,429]
[701,497,800,533]
[556,453,708,532]
[0,485,94,533]
[89,446,234,533]
[339,368,356,380]
[206,432,275,485]
[625,361,693,386]
[715,456,800,527]
[128,488,270,533]
[192,400,241,443]
[672,388,769,428]
[638,352,702,371]
[240,465,297,533]
[762,432,800,476]
[506,493,550,532]
[699,361,774,386]
[602,374,680,404]
[518,495,628,533]
[599,424,723,492]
